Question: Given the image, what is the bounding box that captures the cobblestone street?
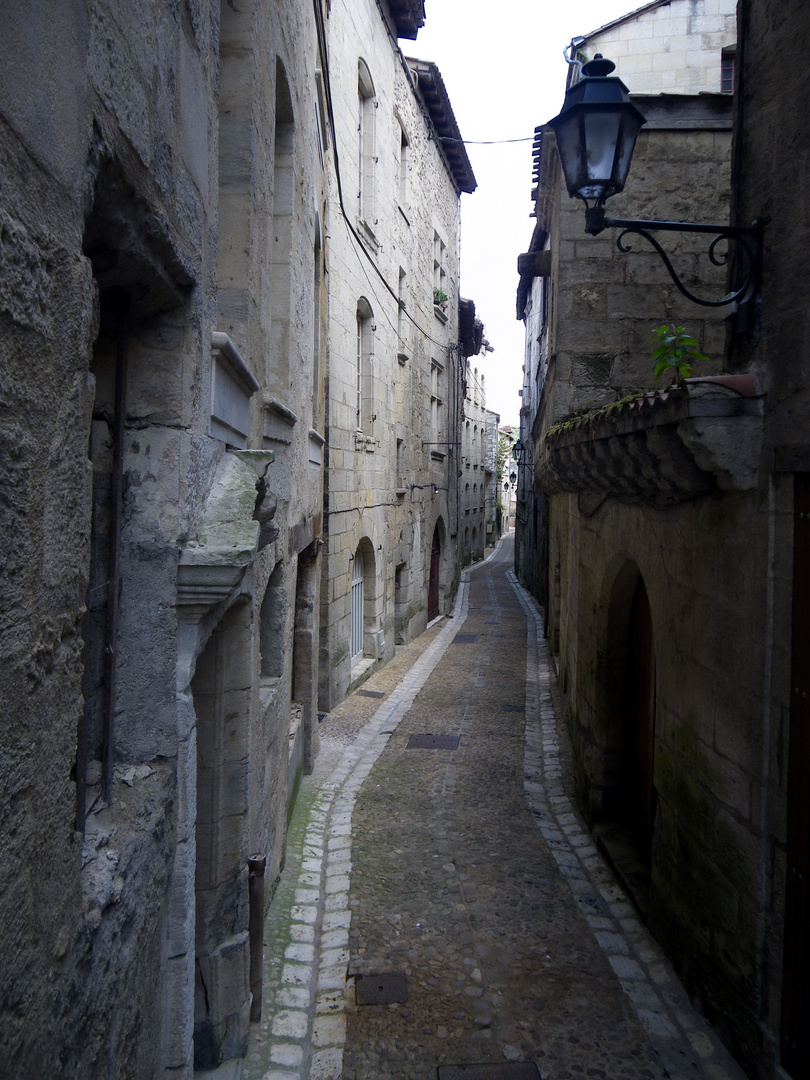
[235,534,748,1080]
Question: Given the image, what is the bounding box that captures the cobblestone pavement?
[236,534,748,1080]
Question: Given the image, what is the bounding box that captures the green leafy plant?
[652,324,709,383]
[433,286,448,306]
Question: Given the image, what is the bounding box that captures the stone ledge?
[537,376,765,507]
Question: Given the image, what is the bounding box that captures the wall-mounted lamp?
[548,55,764,329]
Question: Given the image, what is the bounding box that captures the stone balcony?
[536,375,764,508]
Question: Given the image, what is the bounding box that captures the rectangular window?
[397,267,408,362]
[430,359,443,444]
[315,68,329,165]
[721,52,735,95]
[433,231,447,306]
[399,128,409,208]
[356,313,363,430]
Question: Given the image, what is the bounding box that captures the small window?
[398,125,409,208]
[721,50,736,95]
[430,359,444,443]
[433,230,447,309]
[358,60,377,226]
[356,297,374,434]
[397,267,409,362]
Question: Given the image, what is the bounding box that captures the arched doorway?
[595,562,657,916]
[626,575,656,857]
[351,545,364,663]
[428,524,441,620]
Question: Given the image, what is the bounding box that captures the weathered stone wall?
[0,3,217,1074]
[731,0,810,1070]
[541,120,732,435]
[318,0,465,709]
[574,0,737,96]
[0,1,326,1076]
[461,363,489,562]
[525,2,810,1074]
[551,483,790,1070]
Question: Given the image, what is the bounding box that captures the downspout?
[248,853,267,1022]
[755,474,776,1021]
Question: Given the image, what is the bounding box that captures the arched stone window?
[268,60,295,397]
[356,297,374,434]
[358,59,376,227]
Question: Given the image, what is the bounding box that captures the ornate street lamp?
[548,55,764,326]
[549,55,645,218]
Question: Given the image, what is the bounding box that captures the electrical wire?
[440,136,534,145]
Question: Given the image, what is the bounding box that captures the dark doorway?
[594,566,656,919]
[428,524,441,620]
[626,575,656,857]
[782,473,810,1077]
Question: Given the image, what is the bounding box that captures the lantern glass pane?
[583,109,622,187]
[551,113,586,197]
[615,112,644,191]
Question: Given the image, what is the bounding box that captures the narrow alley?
[236,536,747,1080]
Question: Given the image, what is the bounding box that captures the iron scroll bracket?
[583,205,765,332]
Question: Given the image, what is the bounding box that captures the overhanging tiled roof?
[459,298,485,358]
[406,59,477,194]
[388,0,426,39]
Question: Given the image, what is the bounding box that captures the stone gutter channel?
[222,539,746,1080]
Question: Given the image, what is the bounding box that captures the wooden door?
[428,526,440,621]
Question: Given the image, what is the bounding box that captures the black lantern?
[549,55,645,223]
[547,53,765,325]
[512,438,525,464]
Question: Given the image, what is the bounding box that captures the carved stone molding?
[537,376,765,508]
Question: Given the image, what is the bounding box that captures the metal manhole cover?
[356,972,407,1005]
[451,633,478,644]
[407,734,460,750]
[438,1066,541,1080]
[357,689,385,698]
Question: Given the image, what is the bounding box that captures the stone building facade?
[317,4,475,708]
[0,0,480,1074]
[0,1,326,1075]
[484,408,502,547]
[460,351,490,564]
[516,0,810,1075]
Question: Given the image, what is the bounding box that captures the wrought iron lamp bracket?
[584,203,765,327]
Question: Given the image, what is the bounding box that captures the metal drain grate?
[407,734,460,750]
[355,972,407,1005]
[451,633,478,644]
[438,1065,541,1080]
[357,689,385,698]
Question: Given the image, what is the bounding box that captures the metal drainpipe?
[101,295,129,803]
[248,853,267,1022]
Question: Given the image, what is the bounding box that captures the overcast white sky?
[409,0,640,426]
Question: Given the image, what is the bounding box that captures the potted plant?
[652,324,709,385]
[433,286,448,312]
